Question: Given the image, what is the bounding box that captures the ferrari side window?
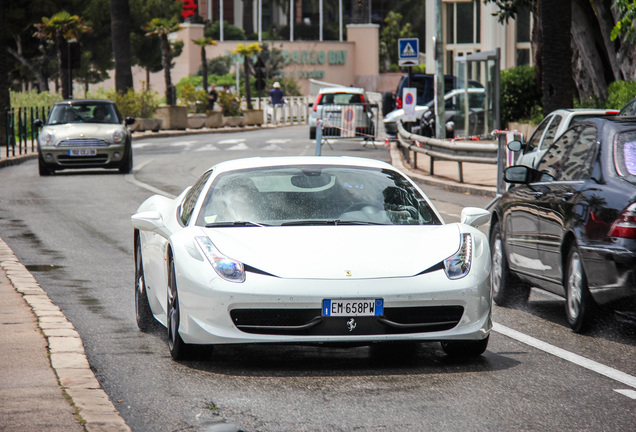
[180,171,212,226]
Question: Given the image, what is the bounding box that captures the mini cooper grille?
[57,138,110,148]
[57,155,109,165]
[230,306,464,336]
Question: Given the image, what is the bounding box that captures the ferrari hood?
[200,225,462,279]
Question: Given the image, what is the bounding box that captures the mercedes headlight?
[443,233,472,280]
[195,236,245,283]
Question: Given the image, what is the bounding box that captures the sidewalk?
[0,125,496,432]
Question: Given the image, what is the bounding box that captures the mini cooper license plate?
[322,299,383,317]
[68,149,97,156]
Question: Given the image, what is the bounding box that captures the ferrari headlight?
[40,131,54,146]
[195,236,245,283]
[112,129,126,143]
[443,233,472,280]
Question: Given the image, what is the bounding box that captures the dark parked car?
[618,96,636,117]
[490,117,636,332]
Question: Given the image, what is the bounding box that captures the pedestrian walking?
[208,84,218,111]
[269,82,285,124]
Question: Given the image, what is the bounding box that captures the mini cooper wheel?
[119,145,133,174]
[38,157,53,176]
[167,255,192,360]
[565,245,595,333]
[490,221,530,306]
[134,237,154,332]
[441,336,489,357]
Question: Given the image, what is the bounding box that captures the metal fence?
[248,96,311,126]
[395,119,498,183]
[3,106,49,159]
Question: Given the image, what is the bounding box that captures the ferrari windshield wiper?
[281,220,386,226]
[206,221,268,227]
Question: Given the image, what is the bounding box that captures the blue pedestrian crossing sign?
[398,38,419,67]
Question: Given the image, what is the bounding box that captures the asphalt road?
[0,126,634,431]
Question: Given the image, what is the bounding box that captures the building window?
[516,6,532,66]
[446,1,480,45]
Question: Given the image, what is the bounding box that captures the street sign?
[403,88,417,122]
[398,38,419,67]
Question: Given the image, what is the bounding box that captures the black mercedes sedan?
[490,116,636,332]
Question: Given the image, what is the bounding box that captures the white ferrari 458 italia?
[131,156,492,360]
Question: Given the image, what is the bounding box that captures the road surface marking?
[494,323,636,391]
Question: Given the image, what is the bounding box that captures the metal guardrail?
[3,106,49,160]
[395,120,498,183]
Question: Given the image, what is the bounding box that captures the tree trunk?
[201,47,208,93]
[540,0,574,114]
[244,58,252,110]
[0,0,8,149]
[160,35,174,105]
[110,0,134,93]
[58,37,71,99]
[571,0,612,102]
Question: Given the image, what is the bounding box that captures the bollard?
[315,119,323,156]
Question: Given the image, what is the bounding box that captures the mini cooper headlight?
[443,233,472,280]
[112,129,126,143]
[195,236,245,283]
[40,131,54,145]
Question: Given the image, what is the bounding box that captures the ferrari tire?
[490,221,530,306]
[167,255,193,360]
[565,245,595,333]
[134,237,154,332]
[441,336,489,357]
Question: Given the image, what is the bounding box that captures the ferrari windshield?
[47,102,121,125]
[197,165,442,227]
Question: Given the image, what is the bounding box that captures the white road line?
[493,322,636,390]
[125,159,176,199]
[614,389,636,399]
[218,138,246,144]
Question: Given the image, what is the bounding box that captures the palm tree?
[143,17,182,105]
[33,11,92,99]
[192,37,216,93]
[232,42,262,110]
[110,0,134,93]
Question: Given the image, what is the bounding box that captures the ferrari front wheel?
[134,237,154,332]
[167,254,193,360]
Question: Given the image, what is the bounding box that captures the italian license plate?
[322,299,383,317]
[68,149,96,156]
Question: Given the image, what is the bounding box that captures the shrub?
[500,65,542,125]
[10,90,62,108]
[177,82,208,113]
[605,80,636,109]
[217,91,242,116]
[105,88,161,118]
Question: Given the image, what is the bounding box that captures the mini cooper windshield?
[197,165,442,227]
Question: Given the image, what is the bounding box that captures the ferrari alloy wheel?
[490,221,530,306]
[167,255,191,360]
[134,237,154,332]
[565,246,594,333]
[441,336,489,357]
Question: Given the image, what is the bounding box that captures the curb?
[0,239,131,432]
